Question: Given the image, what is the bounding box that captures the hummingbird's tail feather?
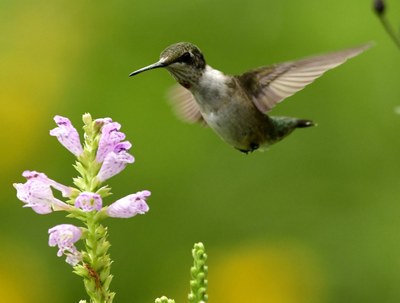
[269,116,315,144]
[295,119,315,128]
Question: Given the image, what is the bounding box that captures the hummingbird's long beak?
[129,61,166,77]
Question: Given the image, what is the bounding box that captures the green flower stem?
[81,213,114,303]
[73,213,114,303]
[74,114,103,193]
[72,114,115,303]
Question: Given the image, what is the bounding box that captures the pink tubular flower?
[94,117,113,129]
[106,190,150,218]
[13,171,72,214]
[93,118,135,181]
[48,224,82,266]
[22,170,73,197]
[75,192,102,212]
[96,150,134,182]
[96,122,126,163]
[50,115,83,157]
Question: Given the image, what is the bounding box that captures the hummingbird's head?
[129,42,206,89]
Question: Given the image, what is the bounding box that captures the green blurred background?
[1,0,400,302]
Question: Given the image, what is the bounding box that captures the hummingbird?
[129,42,371,153]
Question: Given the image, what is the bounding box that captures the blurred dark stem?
[378,15,400,49]
[373,0,400,49]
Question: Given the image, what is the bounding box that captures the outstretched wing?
[237,43,372,113]
[167,84,206,125]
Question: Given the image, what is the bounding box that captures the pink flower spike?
[96,122,126,163]
[96,151,134,182]
[106,190,150,218]
[48,224,82,266]
[75,192,102,212]
[50,115,83,157]
[14,173,71,214]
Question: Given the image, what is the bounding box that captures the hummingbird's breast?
[193,66,273,152]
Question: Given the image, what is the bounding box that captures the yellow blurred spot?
[208,242,325,303]
[0,243,54,302]
[0,4,87,173]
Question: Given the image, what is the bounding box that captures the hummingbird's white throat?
[198,66,228,90]
[196,65,229,99]
[193,65,230,111]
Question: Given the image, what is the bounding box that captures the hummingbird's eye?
[178,52,193,64]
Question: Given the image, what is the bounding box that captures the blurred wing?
[238,43,372,113]
[167,84,206,125]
